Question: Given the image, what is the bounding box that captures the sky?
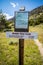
[0,0,43,19]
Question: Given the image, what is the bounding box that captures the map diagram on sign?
[15,12,28,29]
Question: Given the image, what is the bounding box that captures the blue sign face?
[15,12,28,29]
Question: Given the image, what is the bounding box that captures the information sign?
[6,32,38,39]
[15,12,29,29]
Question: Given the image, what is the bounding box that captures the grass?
[24,39,43,65]
[0,32,43,65]
[29,24,43,44]
[0,38,19,65]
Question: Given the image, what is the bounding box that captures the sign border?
[14,11,29,32]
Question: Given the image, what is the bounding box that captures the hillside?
[30,5,43,15]
[29,5,43,25]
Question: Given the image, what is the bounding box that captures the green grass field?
[0,24,43,65]
[0,38,43,65]
[29,24,43,44]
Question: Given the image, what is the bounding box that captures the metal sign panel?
[15,12,29,29]
[6,32,38,39]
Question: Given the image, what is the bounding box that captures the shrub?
[9,41,18,46]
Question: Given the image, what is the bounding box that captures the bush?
[9,41,18,46]
[29,18,40,26]
[29,19,34,26]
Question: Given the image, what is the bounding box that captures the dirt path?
[34,39,43,57]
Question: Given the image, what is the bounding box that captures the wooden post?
[19,39,24,65]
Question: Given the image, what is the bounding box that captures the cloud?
[3,13,13,20]
[10,2,19,8]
